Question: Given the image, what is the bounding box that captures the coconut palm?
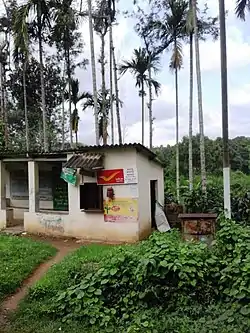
[13,0,51,151]
[119,48,160,146]
[169,38,183,203]
[235,0,250,19]
[66,78,92,145]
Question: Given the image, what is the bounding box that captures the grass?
[0,235,57,301]
[5,243,123,333]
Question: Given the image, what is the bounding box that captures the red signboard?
[97,169,124,185]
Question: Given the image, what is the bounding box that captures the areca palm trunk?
[66,49,73,147]
[109,22,114,144]
[23,61,29,151]
[188,32,193,190]
[112,41,122,144]
[141,80,145,146]
[87,0,99,144]
[192,0,206,191]
[175,66,180,202]
[148,65,153,149]
[101,33,108,145]
[37,9,48,152]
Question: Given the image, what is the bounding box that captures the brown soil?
[0,235,81,330]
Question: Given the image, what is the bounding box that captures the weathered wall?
[136,153,164,239]
[24,212,138,243]
[25,149,139,242]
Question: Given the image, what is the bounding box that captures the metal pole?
[219,0,231,218]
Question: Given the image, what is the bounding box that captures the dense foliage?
[25,217,250,332]
[155,135,250,177]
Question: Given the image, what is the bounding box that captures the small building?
[0,143,164,243]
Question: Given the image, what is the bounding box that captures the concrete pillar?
[28,161,39,212]
[0,161,6,229]
[0,160,6,210]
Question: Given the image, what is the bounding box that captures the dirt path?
[0,235,81,329]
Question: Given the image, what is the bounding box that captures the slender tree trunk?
[2,65,7,147]
[111,37,122,144]
[188,33,193,191]
[100,33,108,145]
[219,0,231,218]
[38,16,48,152]
[193,0,206,191]
[175,67,180,202]
[75,130,78,145]
[109,22,114,144]
[141,81,145,146]
[66,50,73,147]
[61,88,65,149]
[0,62,3,122]
[23,61,29,151]
[148,66,153,149]
[87,0,99,144]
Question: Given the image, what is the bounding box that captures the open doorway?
[150,180,157,229]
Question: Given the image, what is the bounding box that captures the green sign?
[61,167,77,186]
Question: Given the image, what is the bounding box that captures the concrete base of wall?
[24,212,140,243]
[0,209,6,230]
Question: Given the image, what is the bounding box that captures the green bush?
[40,220,249,331]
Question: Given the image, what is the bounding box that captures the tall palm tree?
[13,0,51,151]
[111,35,122,144]
[235,0,250,19]
[93,0,109,146]
[120,48,160,146]
[52,0,79,147]
[107,0,116,144]
[87,0,99,144]
[186,0,194,191]
[12,5,30,152]
[192,0,206,192]
[169,38,183,203]
[66,78,92,145]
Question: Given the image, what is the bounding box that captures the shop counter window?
[80,183,103,211]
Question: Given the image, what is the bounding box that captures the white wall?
[23,149,164,243]
[25,149,140,242]
[136,152,164,239]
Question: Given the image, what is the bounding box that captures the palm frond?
[169,40,183,71]
[235,0,249,20]
[12,3,31,63]
[150,79,161,96]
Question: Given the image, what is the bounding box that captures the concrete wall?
[136,152,164,240]
[23,148,164,243]
[25,149,140,243]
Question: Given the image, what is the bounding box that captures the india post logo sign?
[97,169,124,185]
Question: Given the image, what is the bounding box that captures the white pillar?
[0,161,6,229]
[0,161,6,210]
[28,161,39,212]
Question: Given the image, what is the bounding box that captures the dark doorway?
[150,180,157,229]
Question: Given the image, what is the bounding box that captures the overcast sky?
[1,0,249,147]
[74,0,250,147]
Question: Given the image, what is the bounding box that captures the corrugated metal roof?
[0,143,163,167]
[63,153,103,170]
